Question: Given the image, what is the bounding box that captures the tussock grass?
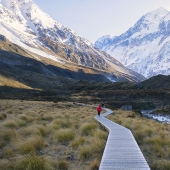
[19,126,40,137]
[0,128,18,142]
[70,137,85,148]
[3,147,14,158]
[7,109,13,114]
[53,119,72,128]
[95,129,108,140]
[0,100,108,170]
[0,113,7,120]
[108,109,170,170]
[17,120,27,127]
[90,140,105,157]
[54,129,75,143]
[79,146,92,160]
[15,155,51,170]
[0,159,13,170]
[81,123,96,136]
[151,160,170,170]
[18,136,45,154]
[57,160,69,170]
[2,120,17,128]
[88,159,100,170]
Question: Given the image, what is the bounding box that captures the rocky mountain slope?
[0,0,145,83]
[95,7,170,78]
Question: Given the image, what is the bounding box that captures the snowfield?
[95,7,170,78]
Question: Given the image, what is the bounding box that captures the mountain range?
[95,7,170,78]
[0,0,145,90]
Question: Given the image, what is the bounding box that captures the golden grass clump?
[0,113,7,120]
[95,129,108,140]
[0,128,18,142]
[81,122,97,136]
[15,155,51,170]
[88,159,100,170]
[151,160,170,170]
[70,137,85,148]
[18,136,45,154]
[3,147,14,158]
[90,140,105,157]
[54,129,75,143]
[57,160,69,170]
[2,120,18,128]
[52,119,72,128]
[79,146,92,160]
[19,126,41,137]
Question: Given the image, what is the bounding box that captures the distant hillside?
[141,75,170,89]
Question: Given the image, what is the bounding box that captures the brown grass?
[107,110,170,170]
[0,100,108,170]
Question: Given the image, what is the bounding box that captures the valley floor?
[0,100,107,170]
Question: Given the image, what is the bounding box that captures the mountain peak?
[144,7,170,21]
[154,7,169,12]
[95,7,170,78]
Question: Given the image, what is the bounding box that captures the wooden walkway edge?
[94,108,151,170]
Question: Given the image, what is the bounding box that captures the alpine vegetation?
[0,100,108,170]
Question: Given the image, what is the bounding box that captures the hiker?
[101,102,104,108]
[97,104,102,116]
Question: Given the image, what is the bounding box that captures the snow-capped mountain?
[95,7,170,78]
[0,0,145,82]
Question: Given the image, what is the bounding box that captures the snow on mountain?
[95,7,170,78]
[0,0,145,82]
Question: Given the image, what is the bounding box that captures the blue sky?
[33,0,170,43]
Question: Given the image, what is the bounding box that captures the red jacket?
[97,106,102,112]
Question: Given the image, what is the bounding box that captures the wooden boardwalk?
[94,108,150,170]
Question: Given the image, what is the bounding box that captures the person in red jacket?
[97,104,102,116]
